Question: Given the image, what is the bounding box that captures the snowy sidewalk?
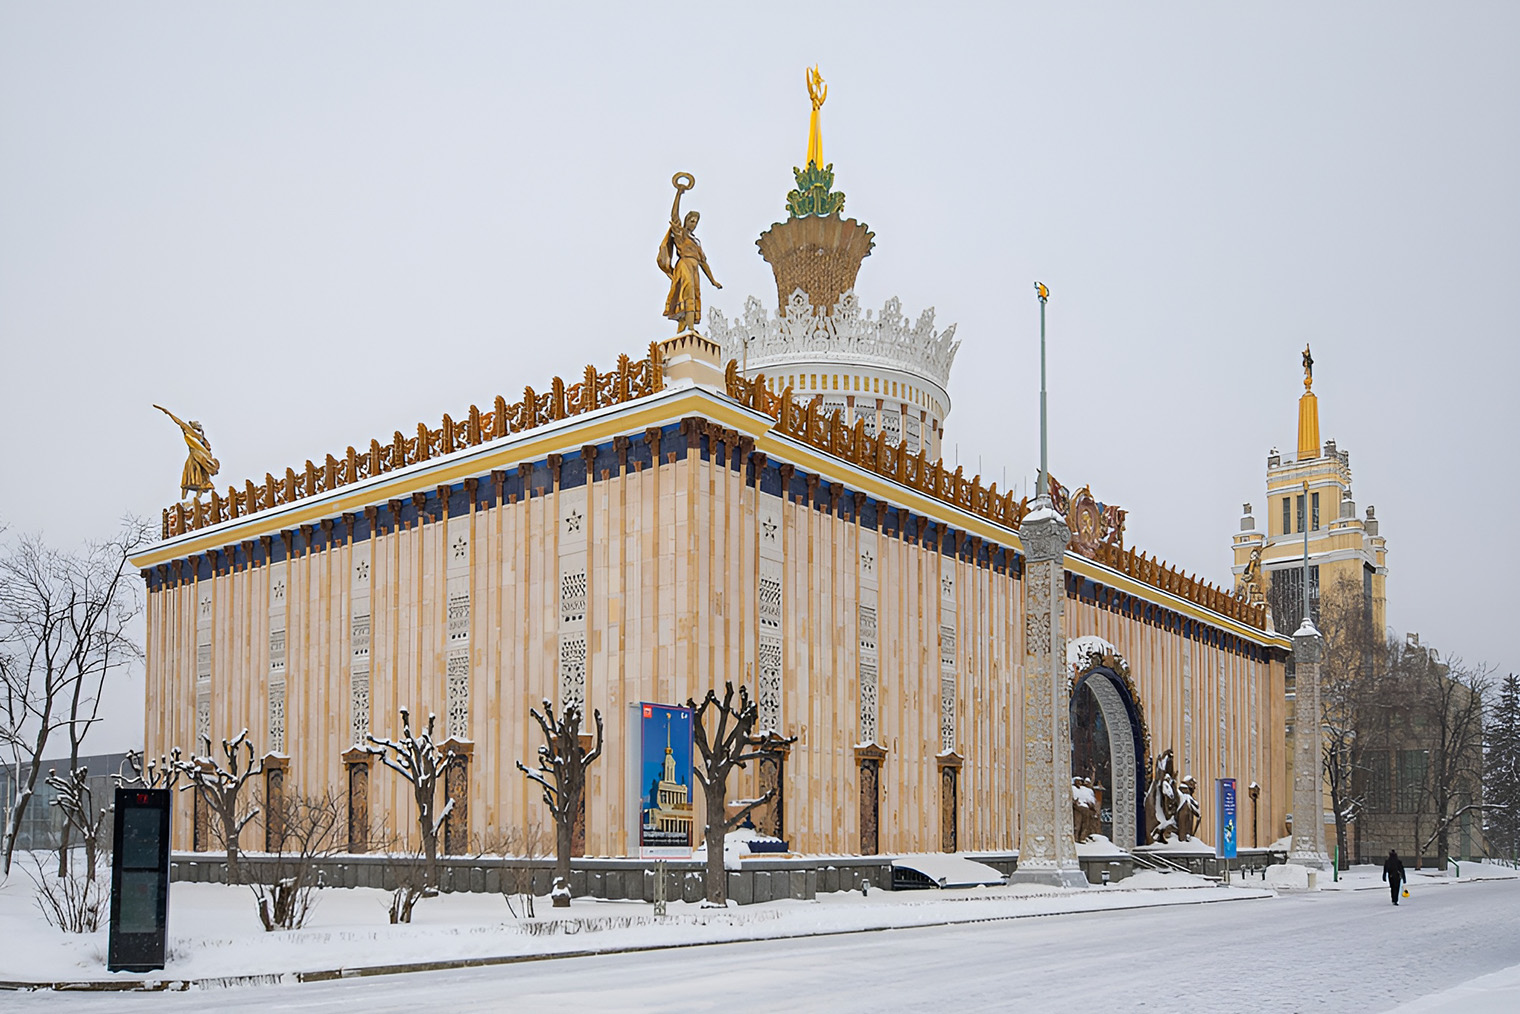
[1383,962,1520,1014]
[0,868,1267,991]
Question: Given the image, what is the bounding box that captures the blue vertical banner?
[1215,778,1238,859]
[638,703,695,858]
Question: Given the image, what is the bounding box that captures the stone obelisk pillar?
[1009,500,1087,888]
[1288,618,1330,868]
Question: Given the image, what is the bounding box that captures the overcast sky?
[3,3,1516,753]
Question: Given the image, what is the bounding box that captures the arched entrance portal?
[1068,641,1149,848]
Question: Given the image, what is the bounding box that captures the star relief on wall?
[451,535,468,560]
[942,574,954,596]
[860,549,874,573]
[354,560,370,582]
[565,508,583,534]
[762,517,778,542]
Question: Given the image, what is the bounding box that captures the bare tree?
[174,731,262,882]
[45,767,108,880]
[517,700,603,906]
[1408,647,1492,864]
[1316,577,1385,870]
[688,683,795,906]
[366,708,458,888]
[0,522,146,875]
[251,786,344,931]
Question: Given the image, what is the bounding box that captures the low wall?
[169,852,896,905]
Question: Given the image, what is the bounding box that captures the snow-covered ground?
[5,868,1518,1013]
[0,853,1252,986]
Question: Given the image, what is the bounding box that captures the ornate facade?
[135,83,1291,863]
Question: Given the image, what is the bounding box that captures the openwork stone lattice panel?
[757,638,783,733]
[557,486,588,711]
[859,659,879,745]
[349,541,372,744]
[559,570,588,626]
[857,529,880,746]
[268,680,286,754]
[349,671,370,747]
[446,652,470,740]
[756,490,785,733]
[559,634,587,713]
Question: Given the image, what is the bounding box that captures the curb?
[0,889,1270,992]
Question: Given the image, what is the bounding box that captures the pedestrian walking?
[1382,849,1406,905]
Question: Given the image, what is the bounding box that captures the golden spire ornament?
[806,65,827,168]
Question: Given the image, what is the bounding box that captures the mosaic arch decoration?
[1067,636,1151,849]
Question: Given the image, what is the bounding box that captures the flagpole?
[1035,282,1050,501]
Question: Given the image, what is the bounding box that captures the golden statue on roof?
[1302,343,1314,390]
[155,404,220,500]
[658,171,722,333]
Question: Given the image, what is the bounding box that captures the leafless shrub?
[26,852,107,933]
[251,787,344,932]
[482,821,547,919]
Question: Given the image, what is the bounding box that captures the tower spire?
[806,65,826,168]
[1297,344,1320,460]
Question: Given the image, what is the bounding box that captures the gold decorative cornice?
[160,345,665,538]
[725,360,1267,629]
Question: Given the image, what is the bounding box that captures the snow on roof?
[889,853,1006,888]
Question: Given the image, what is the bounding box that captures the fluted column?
[1010,502,1086,888]
[1289,620,1330,868]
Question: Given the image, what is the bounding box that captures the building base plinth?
[1007,866,1089,889]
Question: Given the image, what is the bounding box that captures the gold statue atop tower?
[1297,344,1320,461]
[657,171,721,333]
[155,404,220,500]
[806,65,827,168]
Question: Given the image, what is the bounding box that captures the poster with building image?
[638,702,695,858]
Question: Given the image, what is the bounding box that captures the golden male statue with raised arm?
[155,404,220,499]
[657,171,721,333]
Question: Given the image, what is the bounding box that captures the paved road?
[13,879,1520,1013]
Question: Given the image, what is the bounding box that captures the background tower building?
[1233,351,1388,857]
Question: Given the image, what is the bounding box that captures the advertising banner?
[1215,777,1238,859]
[637,702,695,858]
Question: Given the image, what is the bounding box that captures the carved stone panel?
[860,759,880,856]
[941,766,958,853]
[444,757,470,856]
[346,760,370,854]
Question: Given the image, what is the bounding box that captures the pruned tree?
[251,786,344,931]
[174,730,262,882]
[115,747,183,791]
[688,682,796,906]
[45,767,108,880]
[1485,673,1520,860]
[366,707,459,888]
[0,522,147,875]
[517,700,603,906]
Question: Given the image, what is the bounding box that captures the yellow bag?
[1402,887,1410,898]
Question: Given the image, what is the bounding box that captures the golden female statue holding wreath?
[155,404,220,499]
[657,171,721,333]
